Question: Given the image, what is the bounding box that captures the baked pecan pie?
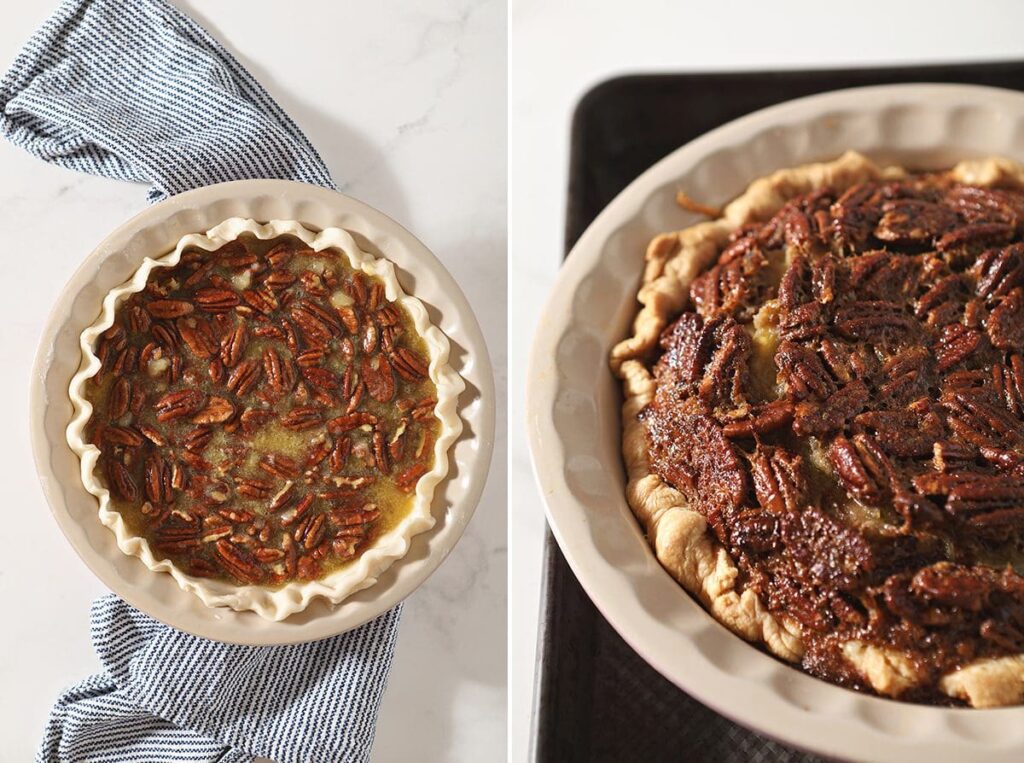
[68,219,462,620]
[613,152,1024,707]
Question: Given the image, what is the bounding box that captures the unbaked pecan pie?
[613,152,1024,707]
[68,219,462,620]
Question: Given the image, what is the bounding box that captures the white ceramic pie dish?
[526,83,1024,761]
[32,179,495,644]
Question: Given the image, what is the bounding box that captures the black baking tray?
[532,61,1024,763]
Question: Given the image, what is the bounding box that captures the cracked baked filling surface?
[612,152,1024,707]
[70,220,463,620]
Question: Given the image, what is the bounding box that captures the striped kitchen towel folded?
[1,2,401,762]
[0,0,335,202]
[39,597,402,763]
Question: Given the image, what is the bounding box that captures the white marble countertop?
[0,1,506,761]
[508,1,1024,760]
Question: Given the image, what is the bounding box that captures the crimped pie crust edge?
[66,218,464,622]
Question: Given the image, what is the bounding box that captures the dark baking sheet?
[533,61,1024,763]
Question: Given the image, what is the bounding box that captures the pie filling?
[84,233,439,586]
[642,176,1024,701]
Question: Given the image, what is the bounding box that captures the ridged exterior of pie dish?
[527,85,1024,762]
[67,218,464,621]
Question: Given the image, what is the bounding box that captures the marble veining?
[0,1,506,761]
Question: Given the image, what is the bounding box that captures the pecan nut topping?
[636,165,1024,704]
[83,233,441,588]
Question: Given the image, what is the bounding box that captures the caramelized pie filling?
[641,178,1024,700]
[84,234,439,586]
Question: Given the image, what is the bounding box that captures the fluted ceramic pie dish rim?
[32,179,495,644]
[66,218,464,622]
[527,83,1024,761]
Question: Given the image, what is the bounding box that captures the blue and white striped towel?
[40,597,402,763]
[1,0,335,202]
[1,2,402,761]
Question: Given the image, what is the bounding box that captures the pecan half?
[106,460,138,501]
[874,199,956,243]
[936,222,1015,257]
[109,377,132,419]
[749,445,805,514]
[827,433,894,505]
[147,299,194,319]
[987,287,1024,350]
[281,406,323,431]
[327,412,378,433]
[935,323,982,371]
[154,389,205,422]
[226,360,261,395]
[144,455,174,504]
[392,347,429,381]
[241,288,279,315]
[177,317,218,358]
[301,366,338,391]
[834,300,916,342]
[215,540,265,584]
[219,322,247,368]
[103,425,144,448]
[194,288,240,312]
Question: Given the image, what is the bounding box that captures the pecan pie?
[68,219,462,620]
[612,152,1024,707]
